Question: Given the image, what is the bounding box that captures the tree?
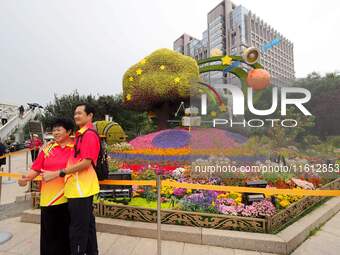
[122,48,200,130]
[311,87,340,137]
[42,91,156,140]
[249,72,340,139]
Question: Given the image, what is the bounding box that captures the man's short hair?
[50,117,75,133]
[75,103,95,117]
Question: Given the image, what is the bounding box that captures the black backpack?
[74,128,109,181]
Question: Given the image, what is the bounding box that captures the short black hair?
[50,117,75,132]
[75,103,95,117]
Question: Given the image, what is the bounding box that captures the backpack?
[74,128,109,181]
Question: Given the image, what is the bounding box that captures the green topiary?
[122,48,200,130]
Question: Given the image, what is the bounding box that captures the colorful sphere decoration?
[246,69,271,91]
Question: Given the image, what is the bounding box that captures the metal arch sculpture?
[196,55,266,110]
[198,55,264,93]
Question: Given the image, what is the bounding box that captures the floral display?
[152,130,191,148]
[104,118,335,221]
[129,127,247,150]
[274,192,303,209]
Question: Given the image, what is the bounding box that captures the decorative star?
[219,104,227,112]
[136,68,143,75]
[221,56,232,65]
[140,59,147,65]
[128,76,134,82]
[126,94,132,101]
[174,77,181,84]
[160,65,165,70]
[210,111,217,117]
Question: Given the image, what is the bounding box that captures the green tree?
[42,91,156,140]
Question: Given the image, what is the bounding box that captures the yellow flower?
[128,76,134,82]
[136,68,143,75]
[235,197,242,204]
[160,65,165,70]
[174,77,181,84]
[217,193,228,199]
[161,185,173,195]
[279,199,290,208]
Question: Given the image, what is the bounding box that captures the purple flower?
[215,198,236,206]
[251,200,276,217]
[241,205,257,217]
[173,188,187,197]
[184,191,217,209]
[217,205,238,216]
[152,130,190,148]
[215,199,276,218]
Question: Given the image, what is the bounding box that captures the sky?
[0,0,339,106]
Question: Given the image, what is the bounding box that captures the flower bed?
[31,177,340,233]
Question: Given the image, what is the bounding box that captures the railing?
[0,109,37,141]
[0,149,31,203]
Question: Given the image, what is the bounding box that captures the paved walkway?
[1,212,340,255]
[291,211,340,255]
[0,217,275,255]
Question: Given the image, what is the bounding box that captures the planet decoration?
[246,69,271,91]
[129,128,247,150]
[108,128,264,164]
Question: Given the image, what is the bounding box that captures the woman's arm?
[18,170,40,186]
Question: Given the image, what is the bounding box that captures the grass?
[101,197,174,210]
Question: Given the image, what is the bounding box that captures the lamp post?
[156,173,162,255]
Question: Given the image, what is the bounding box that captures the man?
[43,103,100,255]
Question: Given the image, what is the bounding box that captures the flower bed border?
[31,178,340,233]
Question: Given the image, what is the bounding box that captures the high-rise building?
[173,0,295,87]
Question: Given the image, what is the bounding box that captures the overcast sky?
[0,0,339,106]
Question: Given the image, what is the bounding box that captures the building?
[173,0,295,87]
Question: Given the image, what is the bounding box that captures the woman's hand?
[41,170,59,182]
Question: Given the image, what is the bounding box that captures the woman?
[18,118,75,255]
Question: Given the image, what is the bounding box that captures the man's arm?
[41,159,92,182]
[64,159,92,174]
